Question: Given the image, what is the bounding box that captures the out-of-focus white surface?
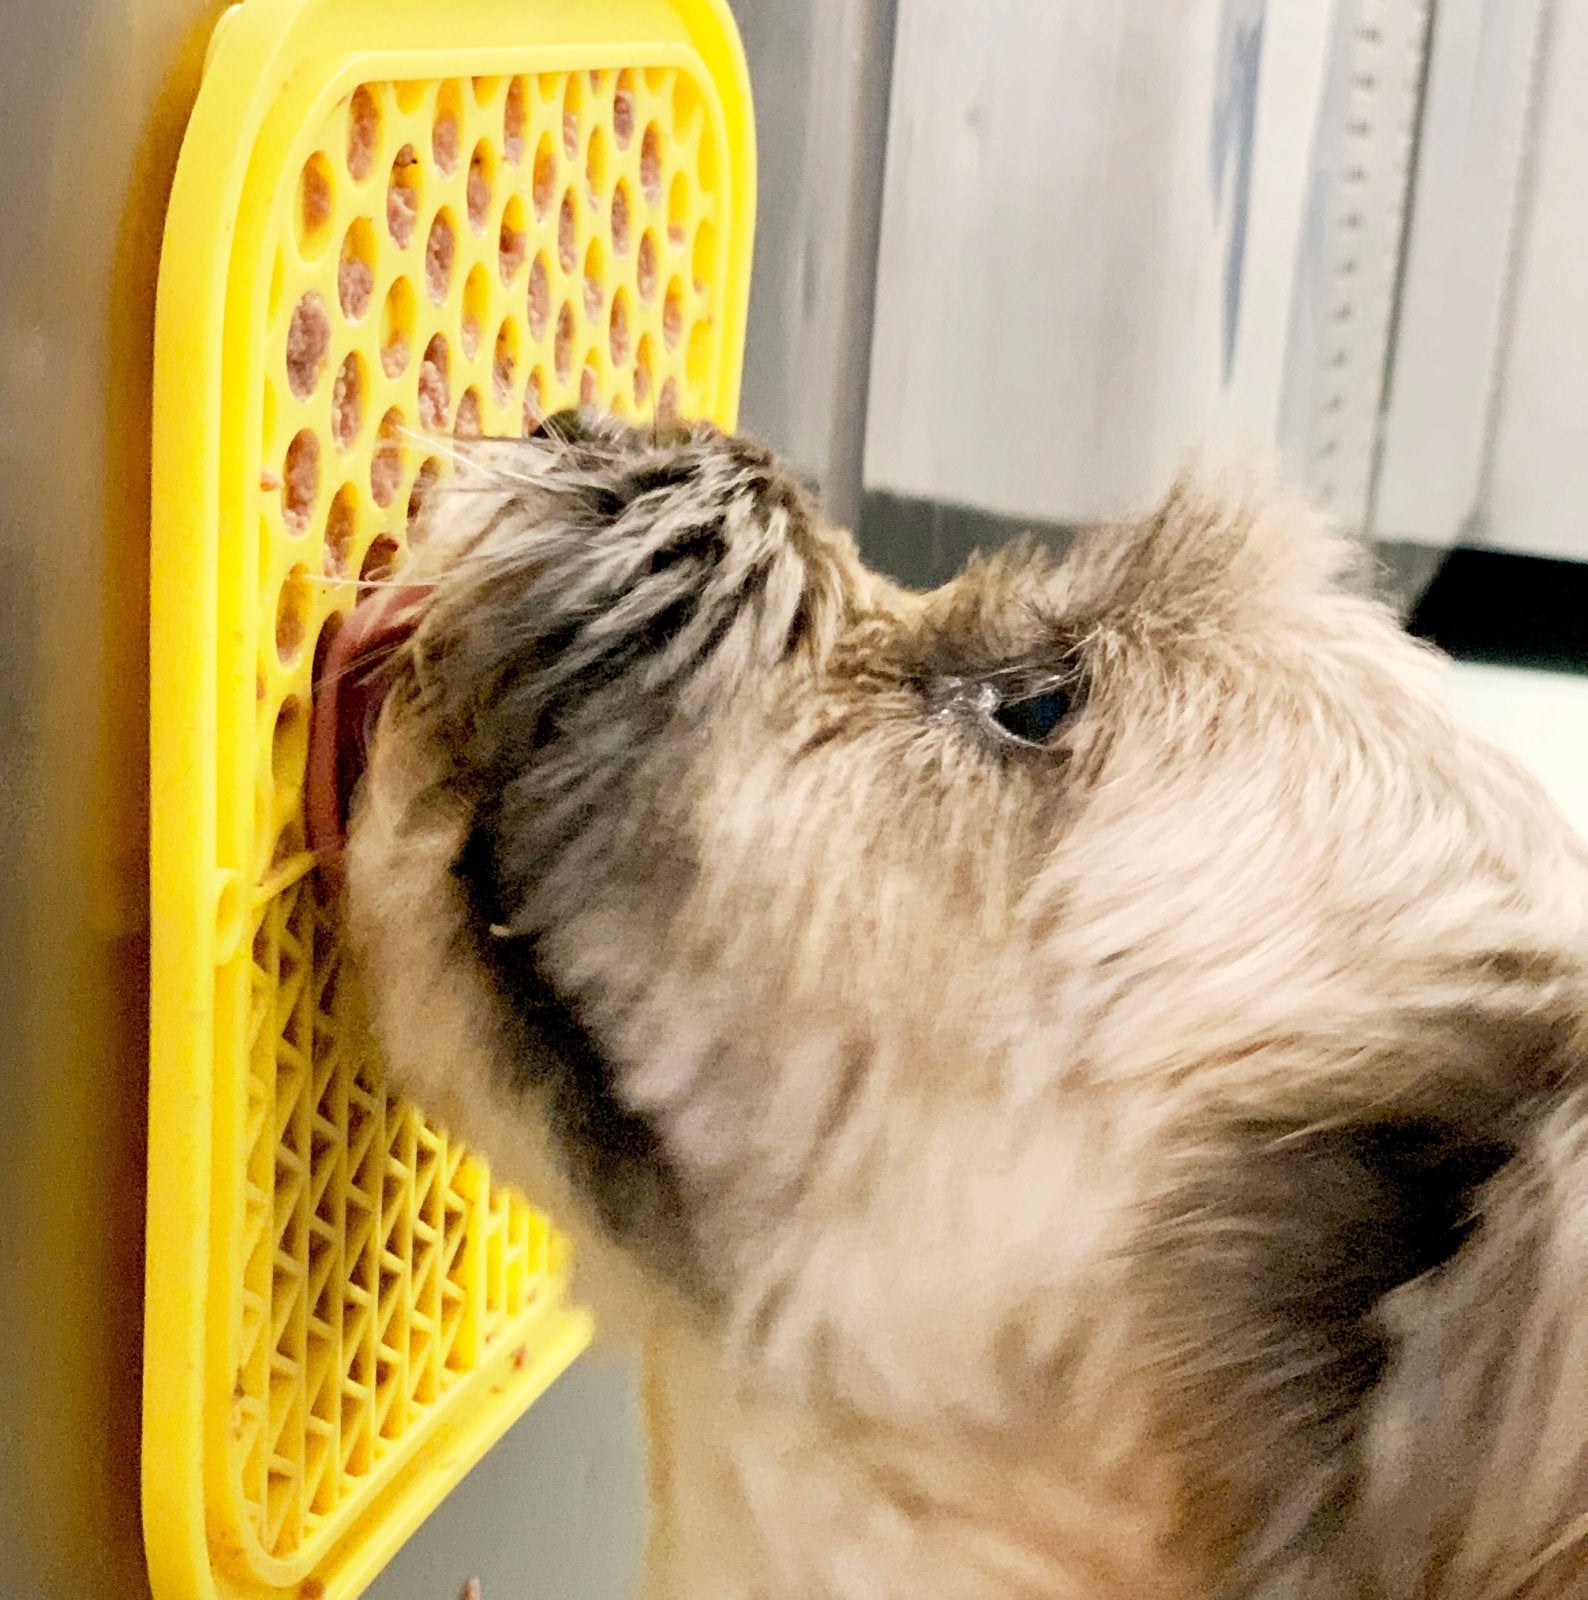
[1447,662,1588,839]
[1371,0,1547,548]
[862,0,1376,527]
[1484,0,1588,562]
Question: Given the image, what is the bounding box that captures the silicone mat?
[146,3,753,1596]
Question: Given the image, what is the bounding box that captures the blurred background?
[2,1,1583,1596]
[738,0,1588,632]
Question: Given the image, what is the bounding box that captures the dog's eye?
[989,687,1071,746]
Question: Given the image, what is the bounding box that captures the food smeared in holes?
[298,154,334,249]
[499,198,527,284]
[613,73,635,146]
[323,484,357,575]
[454,388,482,439]
[663,278,683,349]
[462,263,489,358]
[554,303,574,381]
[640,124,662,203]
[380,276,414,377]
[275,566,312,664]
[386,144,420,247]
[493,322,517,403]
[418,335,450,430]
[611,183,631,256]
[407,458,442,545]
[558,192,577,272]
[609,293,630,366]
[281,430,320,532]
[431,85,461,174]
[503,77,527,162]
[346,86,379,180]
[424,210,456,302]
[286,292,331,398]
[562,75,581,159]
[533,136,557,219]
[522,368,545,435]
[370,408,404,506]
[331,354,363,447]
[527,254,551,339]
[467,143,492,230]
[338,220,374,320]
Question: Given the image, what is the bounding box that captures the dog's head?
[343,414,1588,1575]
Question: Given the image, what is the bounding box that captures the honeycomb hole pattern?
[242,62,725,1570]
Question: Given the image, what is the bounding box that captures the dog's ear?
[1074,469,1363,631]
[1354,1090,1588,1594]
[1145,1110,1517,1584]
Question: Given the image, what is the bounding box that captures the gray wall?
[731,0,898,532]
[367,1353,645,1600]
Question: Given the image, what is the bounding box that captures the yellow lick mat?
[145,2,754,1596]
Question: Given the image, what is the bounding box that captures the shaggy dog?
[336,415,1588,1599]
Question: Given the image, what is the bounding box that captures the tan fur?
[344,420,1588,1598]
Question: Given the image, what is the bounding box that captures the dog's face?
[344,416,1588,1585]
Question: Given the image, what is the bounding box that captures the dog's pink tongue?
[305,584,431,888]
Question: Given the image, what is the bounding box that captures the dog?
[336,414,1588,1598]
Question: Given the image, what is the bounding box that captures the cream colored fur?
[344,421,1588,1598]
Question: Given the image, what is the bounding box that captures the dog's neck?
[641,1315,1208,1600]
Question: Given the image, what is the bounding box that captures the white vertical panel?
[1283,0,1433,526]
[862,0,1355,526]
[733,0,897,527]
[1218,2,1342,459]
[1372,0,1548,546]
[1484,0,1588,562]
